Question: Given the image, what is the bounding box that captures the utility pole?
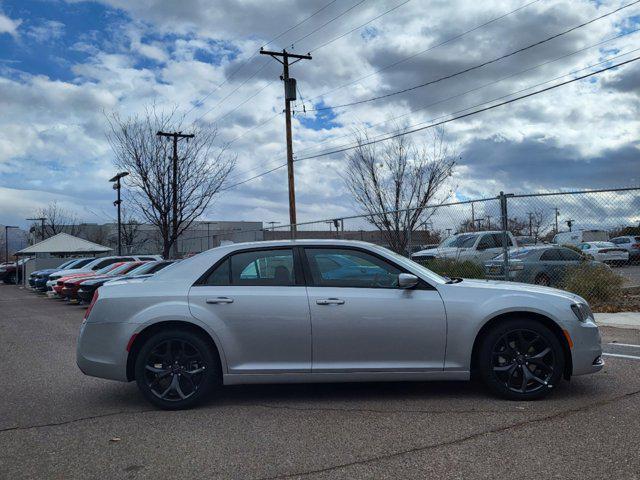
[26,217,46,242]
[486,215,492,230]
[4,225,18,264]
[527,212,533,237]
[156,131,194,258]
[566,219,574,232]
[554,208,560,233]
[260,48,312,238]
[109,172,129,256]
[471,202,475,230]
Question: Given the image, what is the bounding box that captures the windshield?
[493,248,536,261]
[71,258,93,268]
[108,263,141,275]
[95,263,122,275]
[126,262,157,276]
[441,234,478,248]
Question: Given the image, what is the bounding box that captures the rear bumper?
[77,288,95,303]
[76,321,135,382]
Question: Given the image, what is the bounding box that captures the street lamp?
[26,217,46,242]
[109,172,129,255]
[4,225,19,264]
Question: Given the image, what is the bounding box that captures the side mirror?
[398,273,419,289]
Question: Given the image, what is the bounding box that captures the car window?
[305,248,402,288]
[478,234,498,249]
[442,234,478,248]
[559,248,582,261]
[540,249,563,261]
[71,258,93,269]
[203,249,295,287]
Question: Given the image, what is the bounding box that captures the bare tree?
[106,106,235,258]
[345,128,456,254]
[32,201,80,238]
[120,209,148,254]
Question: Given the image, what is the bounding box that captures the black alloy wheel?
[134,329,219,410]
[479,319,564,400]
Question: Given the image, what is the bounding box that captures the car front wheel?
[478,319,565,400]
[134,329,220,410]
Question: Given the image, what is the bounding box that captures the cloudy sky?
[0,0,639,231]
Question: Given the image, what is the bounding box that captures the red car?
[61,262,147,301]
[54,262,128,298]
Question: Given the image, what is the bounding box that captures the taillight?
[84,290,99,321]
[633,243,640,249]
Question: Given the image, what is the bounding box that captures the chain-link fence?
[251,187,639,305]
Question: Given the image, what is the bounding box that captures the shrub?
[417,258,485,279]
[560,262,624,303]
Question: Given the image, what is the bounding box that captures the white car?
[579,242,629,265]
[412,231,518,265]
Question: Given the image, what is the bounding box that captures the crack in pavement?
[0,409,156,434]
[249,403,530,415]
[255,388,640,480]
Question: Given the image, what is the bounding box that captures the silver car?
[77,240,603,409]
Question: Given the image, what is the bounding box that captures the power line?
[220,56,639,191]
[287,0,368,50]
[294,28,640,156]
[298,56,640,160]
[183,0,339,118]
[305,0,542,103]
[306,0,639,112]
[308,0,412,52]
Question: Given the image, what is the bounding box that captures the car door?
[539,248,565,283]
[303,247,447,372]
[188,247,312,374]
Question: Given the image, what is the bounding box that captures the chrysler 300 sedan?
[77,240,603,410]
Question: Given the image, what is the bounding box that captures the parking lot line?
[607,343,640,349]
[603,353,640,360]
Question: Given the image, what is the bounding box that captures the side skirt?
[223,370,470,385]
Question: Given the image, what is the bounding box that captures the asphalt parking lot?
[1,286,640,479]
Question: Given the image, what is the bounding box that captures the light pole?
[4,225,19,264]
[109,172,129,256]
[26,217,46,242]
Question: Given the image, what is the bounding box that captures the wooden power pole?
[260,48,312,238]
[156,131,194,258]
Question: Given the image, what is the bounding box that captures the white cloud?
[0,12,21,38]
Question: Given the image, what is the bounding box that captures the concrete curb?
[595,312,640,330]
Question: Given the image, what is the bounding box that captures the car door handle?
[206,297,234,304]
[316,298,345,305]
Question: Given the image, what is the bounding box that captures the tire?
[534,273,550,286]
[134,328,220,410]
[477,319,565,400]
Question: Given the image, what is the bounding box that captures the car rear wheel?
[534,273,550,286]
[134,329,220,410]
[478,319,564,400]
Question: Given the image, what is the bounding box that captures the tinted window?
[478,234,498,249]
[93,258,121,270]
[559,248,582,261]
[305,248,402,288]
[138,257,158,261]
[232,250,295,286]
[540,249,562,261]
[71,258,93,269]
[205,258,230,286]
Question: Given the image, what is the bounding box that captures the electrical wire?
[219,56,640,191]
[305,0,542,103]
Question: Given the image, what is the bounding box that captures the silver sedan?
[77,240,603,409]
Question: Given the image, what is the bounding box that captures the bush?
[417,258,485,279]
[560,263,624,303]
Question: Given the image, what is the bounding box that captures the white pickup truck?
[412,231,518,265]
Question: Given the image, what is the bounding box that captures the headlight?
[571,302,593,322]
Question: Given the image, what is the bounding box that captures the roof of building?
[16,233,112,255]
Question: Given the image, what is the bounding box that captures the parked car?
[0,258,30,284]
[78,239,603,410]
[552,230,608,246]
[412,231,517,264]
[52,262,130,298]
[484,246,598,286]
[60,261,147,301]
[46,255,162,292]
[77,261,176,303]
[578,242,629,266]
[28,259,78,287]
[610,235,640,262]
[30,258,95,291]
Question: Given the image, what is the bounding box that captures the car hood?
[449,278,582,303]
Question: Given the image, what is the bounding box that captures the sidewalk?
[595,312,640,329]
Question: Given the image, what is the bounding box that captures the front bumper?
[76,320,136,382]
[567,317,603,376]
